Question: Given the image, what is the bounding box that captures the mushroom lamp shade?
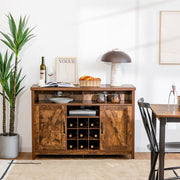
[101,50,131,86]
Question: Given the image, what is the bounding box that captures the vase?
[0,133,19,158]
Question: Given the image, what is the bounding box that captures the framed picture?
[159,11,180,64]
[56,57,77,84]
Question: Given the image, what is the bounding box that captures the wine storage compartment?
[79,140,88,150]
[79,129,88,139]
[67,130,77,140]
[67,140,77,150]
[78,118,88,128]
[89,118,99,128]
[90,129,99,139]
[67,118,77,128]
[89,140,99,150]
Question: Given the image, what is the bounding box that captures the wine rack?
[67,116,100,150]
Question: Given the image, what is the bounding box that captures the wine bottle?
[80,123,83,127]
[90,123,94,127]
[80,145,84,149]
[94,134,98,138]
[69,134,72,138]
[40,56,46,83]
[69,123,73,127]
[90,145,94,149]
[69,145,73,149]
[90,119,99,127]
[80,134,84,138]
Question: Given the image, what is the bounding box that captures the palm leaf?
[4,51,8,71]
[16,69,25,91]
[10,71,14,96]
[0,32,15,50]
[4,52,13,78]
[0,92,9,101]
[17,16,23,43]
[0,52,3,75]
[2,14,34,58]
[4,82,10,99]
[0,51,13,88]
[16,75,25,92]
[4,69,25,104]
[0,39,14,52]
[18,34,34,51]
[16,86,25,96]
[8,14,17,41]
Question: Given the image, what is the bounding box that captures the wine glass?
[47,67,55,83]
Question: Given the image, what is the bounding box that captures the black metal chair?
[138,98,180,180]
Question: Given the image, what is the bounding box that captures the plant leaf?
[8,14,17,41]
[0,32,15,50]
[0,92,9,101]
[2,14,35,57]
[17,16,23,43]
[0,39,14,52]
[16,86,25,96]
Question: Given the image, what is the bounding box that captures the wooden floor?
[11,152,180,160]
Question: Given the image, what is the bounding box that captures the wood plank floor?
[11,152,180,160]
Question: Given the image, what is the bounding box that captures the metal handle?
[101,122,103,134]
[63,122,65,134]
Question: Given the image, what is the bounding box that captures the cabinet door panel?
[100,106,132,151]
[34,105,66,151]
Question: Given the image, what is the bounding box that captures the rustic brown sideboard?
[31,84,136,159]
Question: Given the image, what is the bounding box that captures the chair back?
[138,98,159,152]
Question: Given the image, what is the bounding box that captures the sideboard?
[31,84,136,159]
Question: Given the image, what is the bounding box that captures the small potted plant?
[0,14,34,158]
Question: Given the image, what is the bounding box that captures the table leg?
[151,113,157,180]
[158,118,166,180]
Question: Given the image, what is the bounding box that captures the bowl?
[49,97,74,104]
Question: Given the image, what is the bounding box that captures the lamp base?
[110,63,122,86]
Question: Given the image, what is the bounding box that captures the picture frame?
[159,11,180,65]
[56,57,77,84]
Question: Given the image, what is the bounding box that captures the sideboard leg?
[32,153,36,160]
[131,152,135,159]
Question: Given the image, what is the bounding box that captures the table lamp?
[101,49,131,86]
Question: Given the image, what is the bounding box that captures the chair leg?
[149,152,158,180]
[156,171,158,180]
[151,151,156,179]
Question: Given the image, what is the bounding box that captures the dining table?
[150,104,180,180]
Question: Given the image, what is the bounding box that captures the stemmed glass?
[47,67,55,83]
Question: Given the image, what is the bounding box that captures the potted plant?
[0,14,34,158]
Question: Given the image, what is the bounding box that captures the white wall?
[1,0,180,152]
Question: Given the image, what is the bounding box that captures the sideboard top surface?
[31,84,136,91]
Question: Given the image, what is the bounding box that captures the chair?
[138,98,180,180]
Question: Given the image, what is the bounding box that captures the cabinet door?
[34,105,66,151]
[100,105,133,151]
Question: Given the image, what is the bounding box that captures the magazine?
[42,82,75,88]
